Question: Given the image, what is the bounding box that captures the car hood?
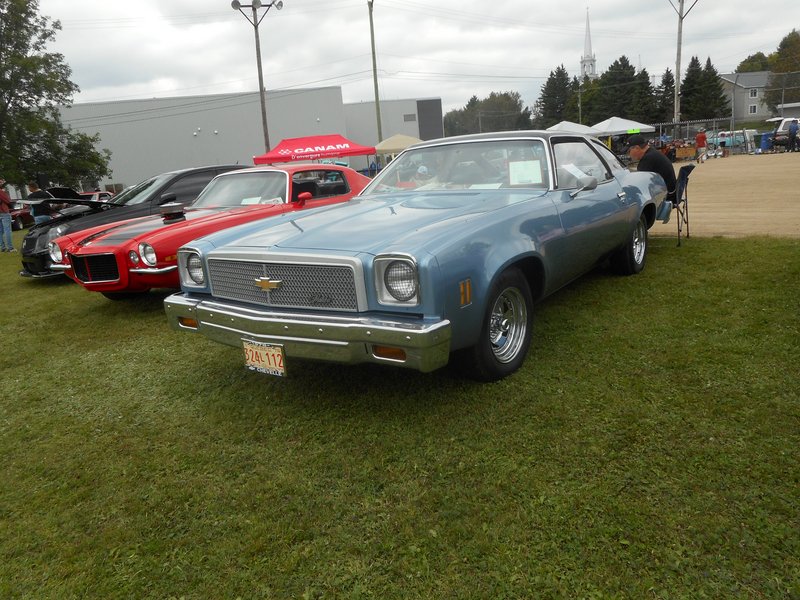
[208,190,548,256]
[75,205,285,248]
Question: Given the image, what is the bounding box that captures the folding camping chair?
[674,164,695,246]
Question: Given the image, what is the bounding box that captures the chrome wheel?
[632,218,647,265]
[488,286,528,363]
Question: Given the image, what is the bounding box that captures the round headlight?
[48,241,63,263]
[46,225,67,242]
[186,253,205,285]
[384,260,417,301]
[139,243,157,267]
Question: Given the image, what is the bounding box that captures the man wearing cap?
[695,128,707,163]
[626,134,677,205]
[0,177,16,252]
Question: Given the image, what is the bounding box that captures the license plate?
[242,339,286,377]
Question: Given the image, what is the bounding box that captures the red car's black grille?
[70,253,120,283]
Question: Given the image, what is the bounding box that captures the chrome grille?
[208,259,358,311]
[70,253,120,283]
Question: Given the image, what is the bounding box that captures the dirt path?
[648,152,800,238]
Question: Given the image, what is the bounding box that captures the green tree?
[764,30,800,114]
[701,57,729,118]
[0,0,111,187]
[679,56,705,119]
[531,65,572,128]
[654,69,675,122]
[628,69,658,123]
[736,52,770,73]
[444,91,531,136]
[584,55,637,124]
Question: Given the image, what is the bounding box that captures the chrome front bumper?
[164,293,452,373]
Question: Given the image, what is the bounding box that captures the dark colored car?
[20,165,245,278]
[11,186,82,230]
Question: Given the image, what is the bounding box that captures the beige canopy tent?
[375,134,422,155]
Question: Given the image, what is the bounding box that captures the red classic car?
[47,164,371,299]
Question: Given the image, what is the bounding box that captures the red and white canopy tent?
[253,134,376,164]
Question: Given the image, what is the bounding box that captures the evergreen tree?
[531,65,572,128]
[588,56,637,123]
[654,69,675,122]
[679,56,705,120]
[562,76,583,124]
[444,92,531,136]
[701,58,730,118]
[0,0,111,186]
[628,69,658,123]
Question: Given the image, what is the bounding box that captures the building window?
[749,88,758,98]
[748,104,758,115]
[403,114,417,122]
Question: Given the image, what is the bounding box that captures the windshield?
[367,139,550,193]
[189,171,288,208]
[108,174,170,206]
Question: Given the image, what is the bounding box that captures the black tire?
[463,268,533,382]
[101,291,147,301]
[611,214,648,275]
[12,217,23,231]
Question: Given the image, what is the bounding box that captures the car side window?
[552,139,612,188]
[292,170,350,200]
[164,170,218,204]
[590,140,627,173]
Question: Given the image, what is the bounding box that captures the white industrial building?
[60,87,443,191]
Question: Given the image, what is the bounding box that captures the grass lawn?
[1,229,798,598]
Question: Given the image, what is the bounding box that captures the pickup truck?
[768,117,798,148]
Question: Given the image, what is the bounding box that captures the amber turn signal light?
[372,345,406,362]
[178,316,199,329]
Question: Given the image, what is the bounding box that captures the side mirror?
[295,191,313,204]
[159,192,178,205]
[569,176,598,198]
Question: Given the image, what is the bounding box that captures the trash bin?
[760,133,773,152]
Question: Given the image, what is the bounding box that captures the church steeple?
[580,8,597,80]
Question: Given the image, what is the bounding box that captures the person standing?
[0,177,16,252]
[626,134,677,205]
[695,128,707,163]
[788,119,799,153]
[27,181,53,224]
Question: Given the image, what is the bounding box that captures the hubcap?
[632,220,646,264]
[488,287,528,363]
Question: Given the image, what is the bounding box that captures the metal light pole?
[367,0,383,142]
[232,0,284,152]
[669,0,699,123]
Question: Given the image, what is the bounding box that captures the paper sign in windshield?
[509,160,543,185]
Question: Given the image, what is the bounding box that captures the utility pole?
[367,0,383,142]
[232,0,284,152]
[669,0,700,123]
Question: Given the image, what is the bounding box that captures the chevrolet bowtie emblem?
[254,276,283,291]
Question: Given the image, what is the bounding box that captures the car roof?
[213,163,353,177]
[406,130,581,150]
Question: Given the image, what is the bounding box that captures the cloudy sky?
[37,0,798,113]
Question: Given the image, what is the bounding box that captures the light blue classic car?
[164,131,669,381]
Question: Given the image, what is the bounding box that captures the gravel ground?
[647,151,799,239]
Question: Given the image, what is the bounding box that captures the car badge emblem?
[254,277,283,291]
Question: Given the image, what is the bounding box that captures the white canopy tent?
[375,134,422,155]
[546,121,602,136]
[591,117,655,136]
